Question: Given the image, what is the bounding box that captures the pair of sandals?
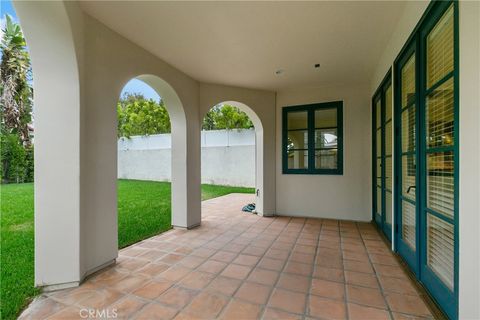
[242,203,256,213]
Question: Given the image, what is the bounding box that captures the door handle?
[407,185,416,193]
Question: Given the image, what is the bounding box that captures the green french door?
[396,44,418,274]
[372,72,393,241]
[394,1,458,319]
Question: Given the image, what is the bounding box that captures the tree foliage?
[117,93,171,138]
[0,15,34,183]
[0,14,33,145]
[117,94,254,138]
[202,104,254,130]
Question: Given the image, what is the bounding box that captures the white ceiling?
[80,1,407,91]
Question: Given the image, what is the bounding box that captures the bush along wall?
[0,133,34,183]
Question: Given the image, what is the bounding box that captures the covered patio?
[21,194,433,319]
[9,1,480,319]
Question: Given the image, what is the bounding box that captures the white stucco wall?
[200,146,255,187]
[118,129,255,150]
[117,130,256,187]
[275,84,371,221]
[458,2,480,318]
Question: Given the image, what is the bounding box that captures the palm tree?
[0,14,33,145]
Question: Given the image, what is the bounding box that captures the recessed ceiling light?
[275,69,284,75]
[314,63,320,68]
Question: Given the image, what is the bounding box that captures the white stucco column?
[138,75,202,229]
[14,1,84,289]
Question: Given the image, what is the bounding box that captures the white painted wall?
[369,1,480,318]
[275,85,371,221]
[118,149,171,181]
[201,146,254,187]
[370,1,429,93]
[117,130,256,187]
[458,2,480,318]
[118,129,255,150]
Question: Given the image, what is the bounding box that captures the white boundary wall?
[118,129,255,187]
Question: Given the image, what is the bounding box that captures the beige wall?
[275,85,371,221]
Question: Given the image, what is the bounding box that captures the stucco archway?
[200,101,267,215]
[118,74,192,228]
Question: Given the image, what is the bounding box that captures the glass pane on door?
[402,55,416,107]
[426,5,454,88]
[402,105,416,152]
[427,152,454,219]
[402,155,416,200]
[376,101,382,129]
[421,4,456,316]
[398,51,417,258]
[376,130,382,157]
[402,200,416,250]
[385,86,392,121]
[376,187,382,216]
[426,79,454,148]
[385,157,392,191]
[427,213,454,290]
[385,122,392,156]
[385,191,392,225]
[376,159,382,182]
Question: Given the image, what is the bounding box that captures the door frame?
[393,40,420,276]
[372,69,393,241]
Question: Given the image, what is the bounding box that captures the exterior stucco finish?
[275,85,371,221]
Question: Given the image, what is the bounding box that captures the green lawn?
[0,180,254,320]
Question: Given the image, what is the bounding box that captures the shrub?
[0,133,33,183]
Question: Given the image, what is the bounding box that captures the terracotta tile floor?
[20,194,435,320]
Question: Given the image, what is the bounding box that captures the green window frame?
[282,101,343,175]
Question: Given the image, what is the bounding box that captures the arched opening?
[114,74,194,241]
[200,101,265,218]
[116,78,173,248]
[130,75,191,229]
